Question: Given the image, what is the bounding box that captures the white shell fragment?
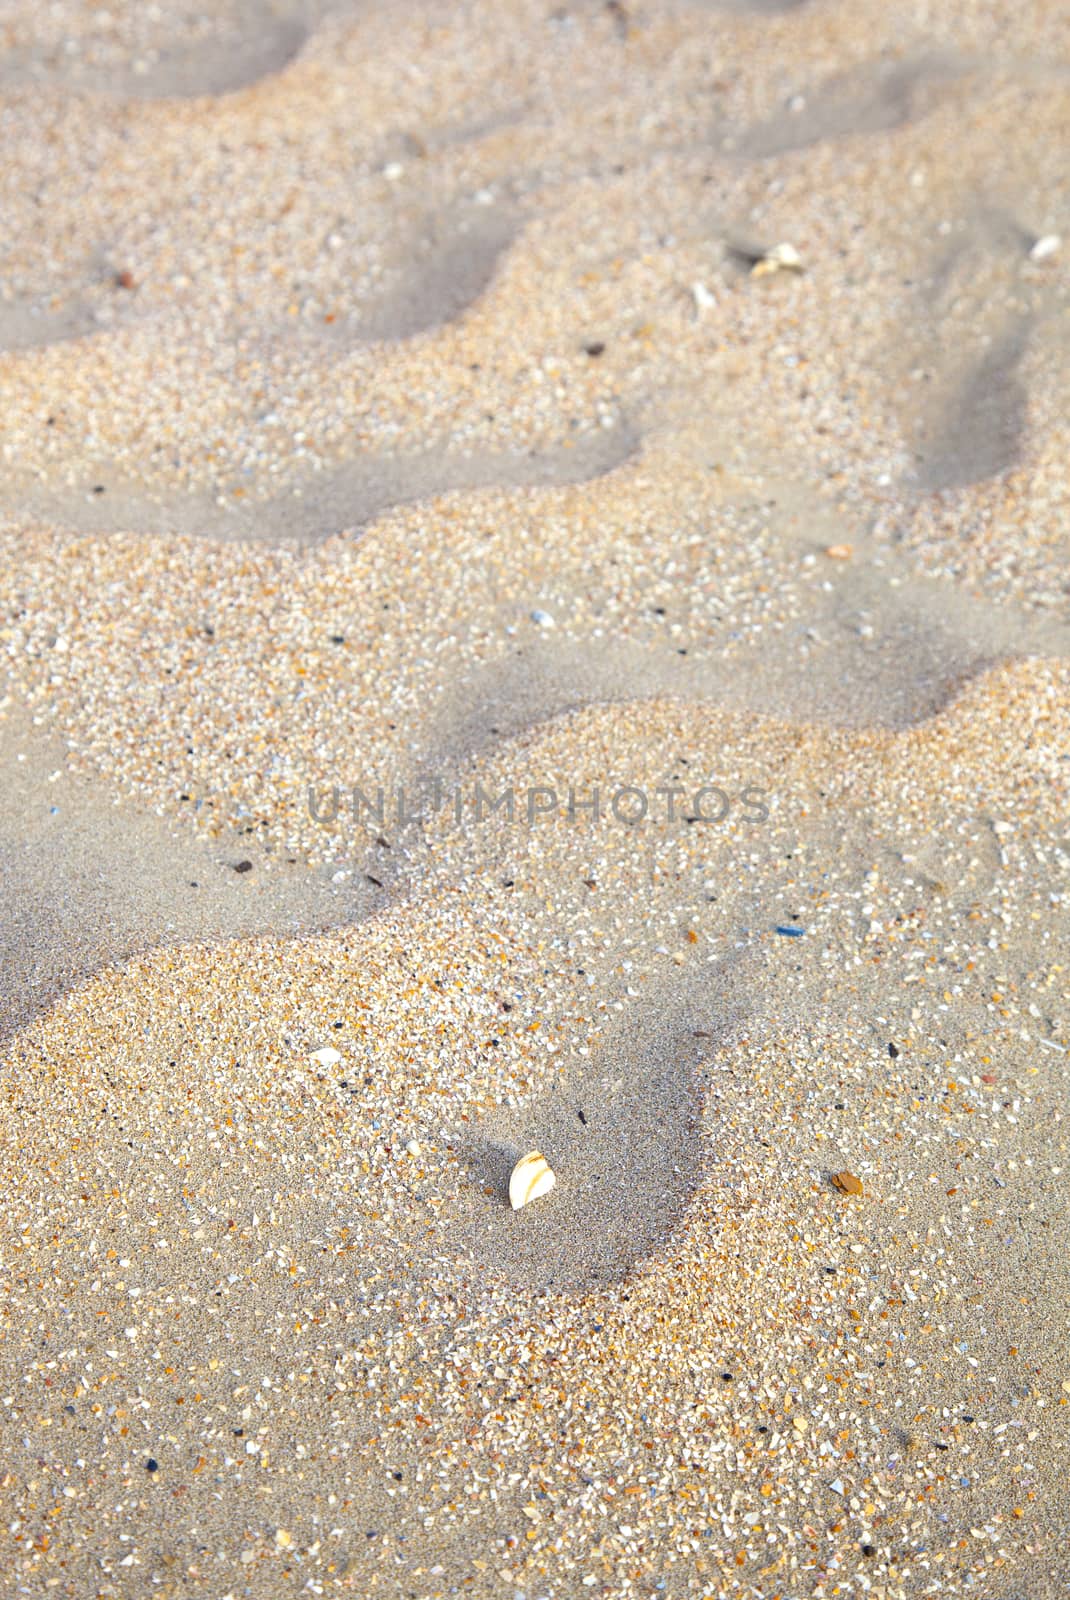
[530,608,556,628]
[509,1150,556,1210]
[750,241,804,278]
[1029,233,1061,262]
[309,1046,341,1067]
[691,279,716,314]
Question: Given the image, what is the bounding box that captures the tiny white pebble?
[310,1047,341,1067]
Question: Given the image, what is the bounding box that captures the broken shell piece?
[509,1151,556,1210]
[751,242,804,278]
[831,1170,864,1196]
[310,1046,341,1067]
[691,279,716,314]
[1029,233,1060,263]
[824,543,853,560]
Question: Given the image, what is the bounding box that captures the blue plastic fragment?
[775,924,805,937]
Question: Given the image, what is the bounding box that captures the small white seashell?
[405,1139,421,1157]
[309,1046,341,1067]
[691,280,716,314]
[1029,233,1061,262]
[751,241,804,278]
[530,608,555,628]
[508,1150,556,1210]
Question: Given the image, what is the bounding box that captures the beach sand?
[0,1,1067,1595]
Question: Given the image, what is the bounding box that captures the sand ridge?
[0,659,1067,1595]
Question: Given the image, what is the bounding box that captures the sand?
[0,0,1068,1596]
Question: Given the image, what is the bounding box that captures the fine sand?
[0,1,1068,1597]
